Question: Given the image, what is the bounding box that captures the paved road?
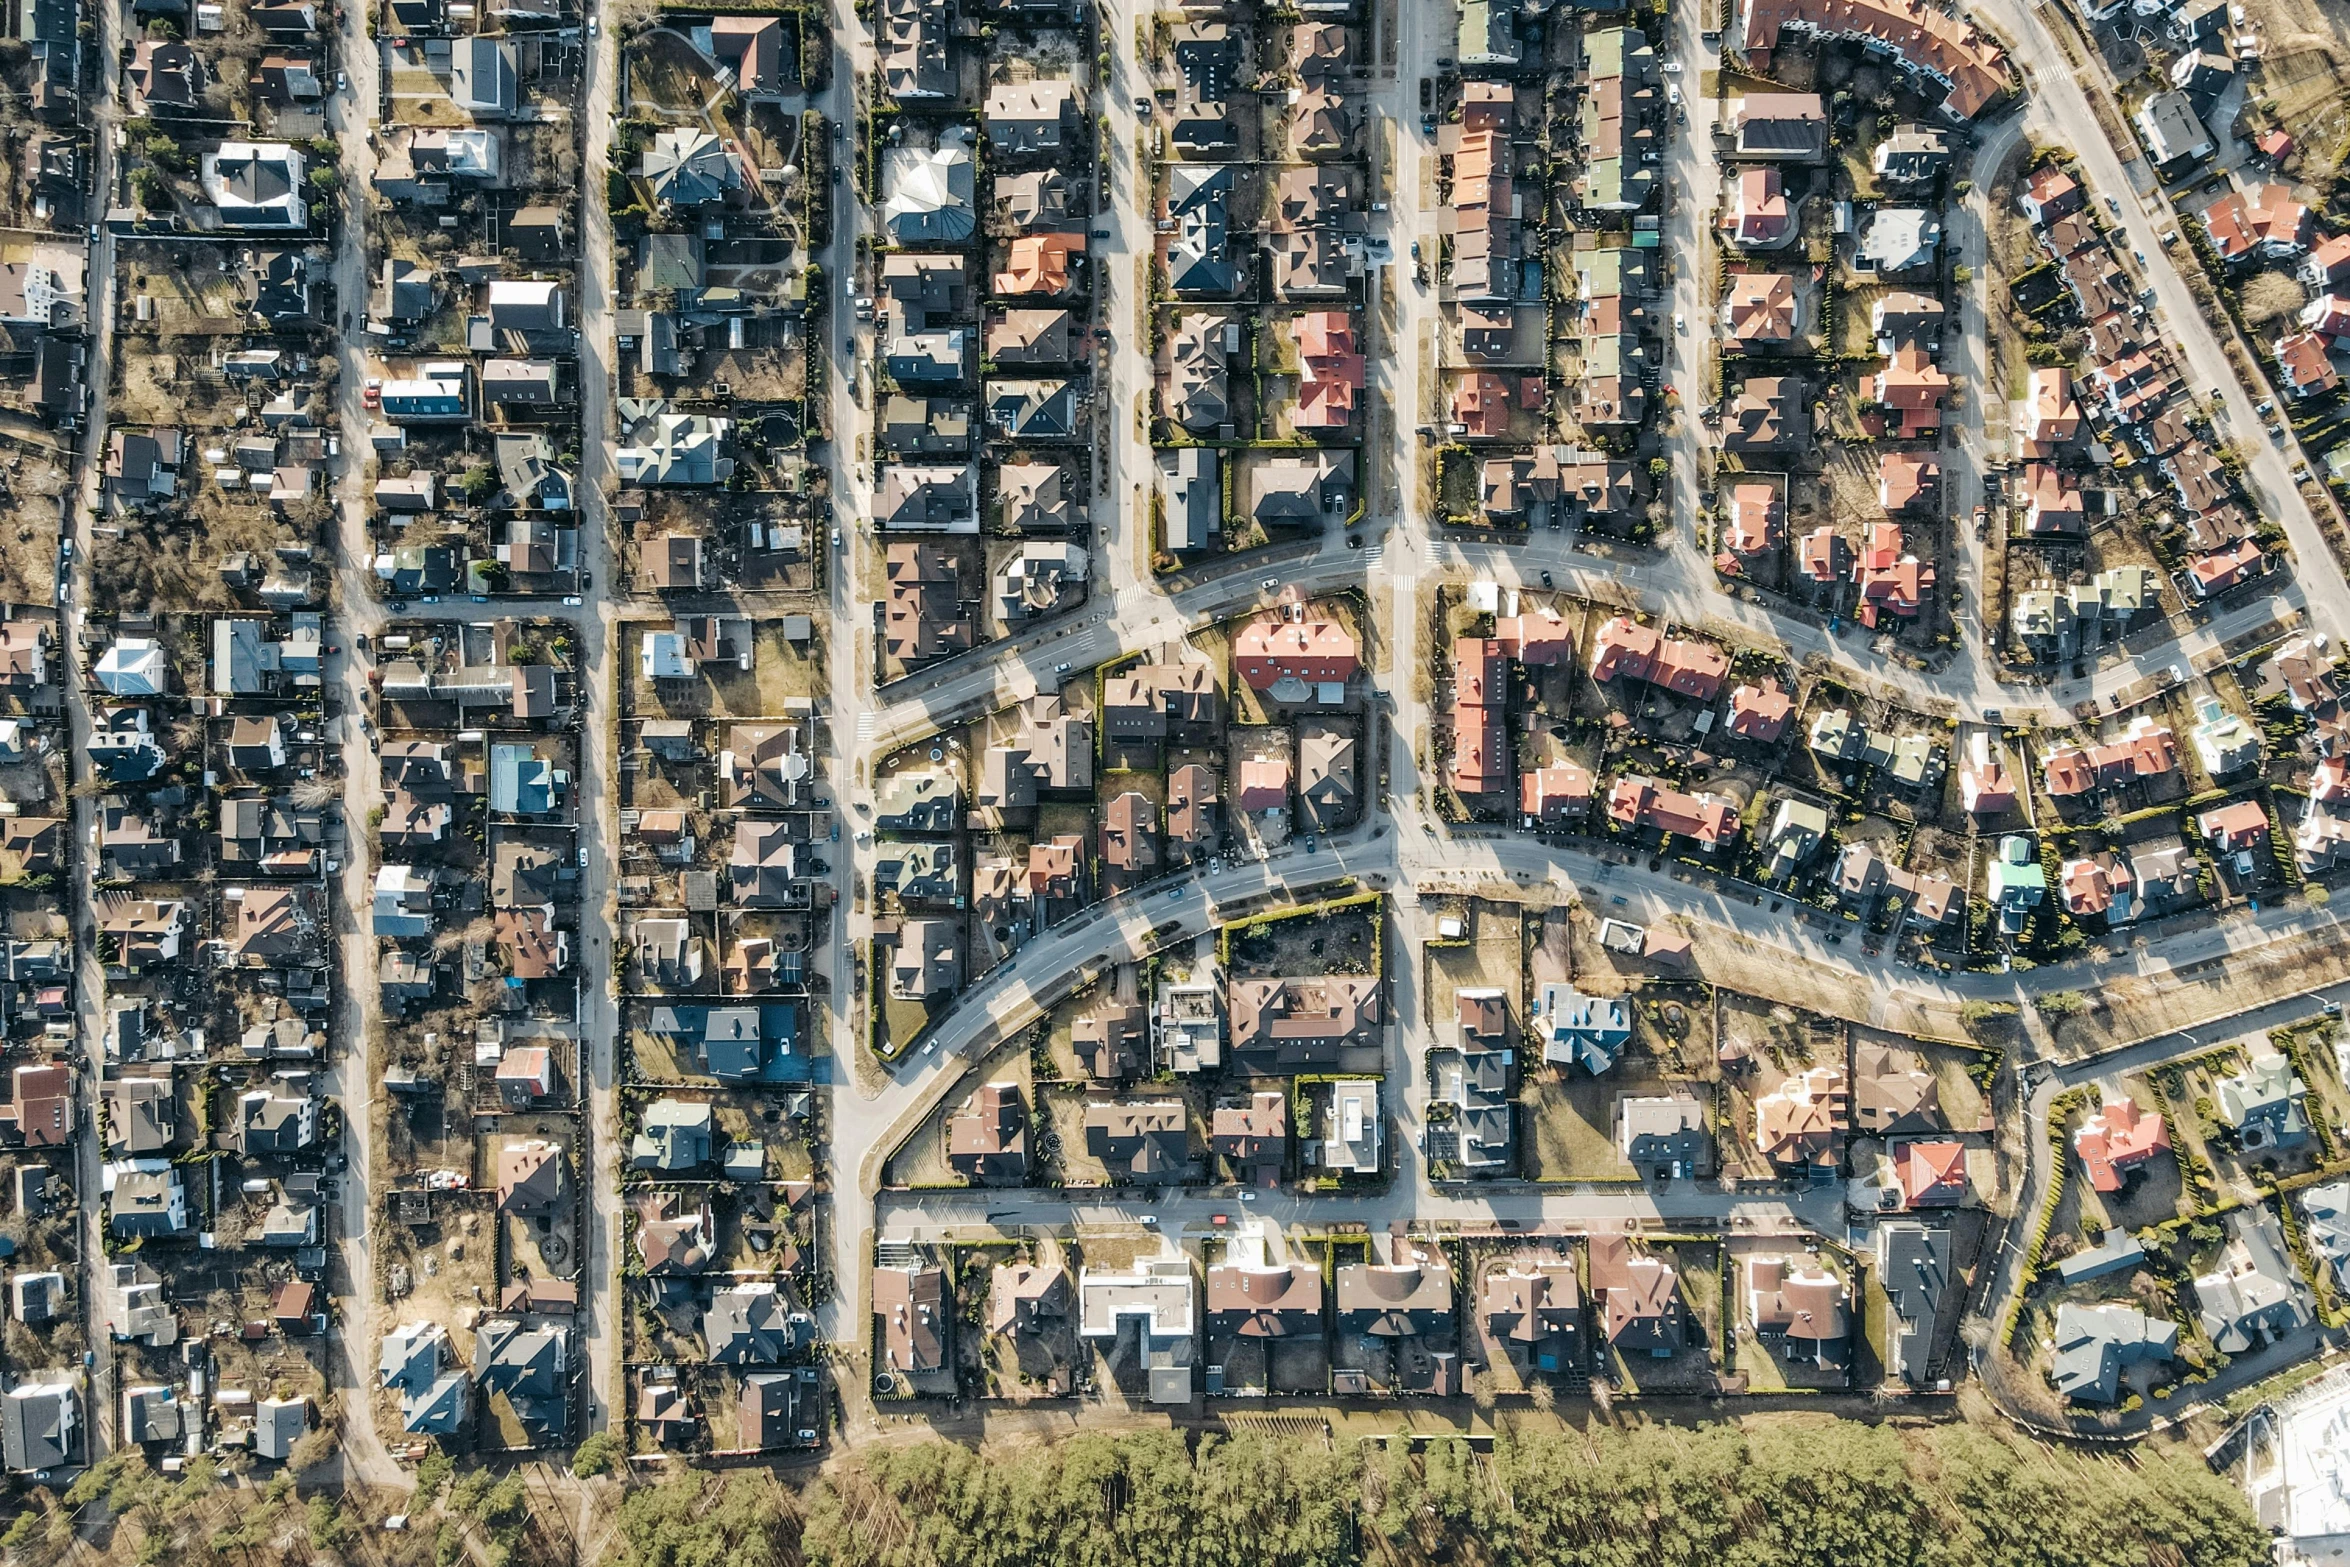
[879,1180,1847,1243]
[574,0,623,1439]
[816,0,874,1351]
[60,0,124,1461]
[322,0,405,1490]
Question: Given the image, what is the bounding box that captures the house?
[2074,1096,2169,1192]
[1725,167,1794,247]
[1988,835,2044,934]
[1852,1045,1939,1135]
[1207,1238,1324,1342]
[2135,89,2213,166]
[988,1264,1072,1337]
[946,1083,1028,1183]
[1739,0,2008,118]
[2199,798,2271,858]
[1226,976,1381,1074]
[1084,1100,1188,1181]
[1763,798,1828,882]
[104,1160,188,1238]
[698,1282,796,1368]
[1,1383,77,1474]
[2278,331,2340,400]
[473,1318,571,1443]
[497,1140,566,1214]
[1747,1258,1848,1365]
[1897,1140,1969,1207]
[710,15,783,94]
[889,918,960,999]
[630,1099,716,1172]
[1617,1094,1709,1176]
[2215,1049,2309,1152]
[1589,1235,1681,1357]
[1482,1258,1579,1369]
[1754,1065,1849,1172]
[2050,1303,2176,1403]
[1589,617,1727,699]
[2203,182,2311,264]
[1722,272,1802,347]
[2190,695,2265,775]
[1335,1258,1453,1364]
[1728,680,1793,742]
[1531,985,1630,1073]
[1723,375,1799,451]
[1211,1092,1286,1186]
[1071,1010,1142,1085]
[450,35,518,118]
[1878,1221,1949,1384]
[203,143,307,228]
[1874,126,1949,183]
[984,80,1075,158]
[1520,763,1594,826]
[380,1323,468,1435]
[129,39,203,111]
[1858,208,1941,274]
[1233,611,1359,693]
[1722,481,1785,555]
[1872,346,1950,432]
[2193,1211,2310,1353]
[1728,91,1826,157]
[2018,368,2080,456]
[641,128,740,206]
[1606,775,1738,850]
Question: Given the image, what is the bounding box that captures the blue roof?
[489,743,564,814]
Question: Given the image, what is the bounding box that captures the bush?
[571,1428,620,1478]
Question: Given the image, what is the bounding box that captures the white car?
[1661,59,1682,72]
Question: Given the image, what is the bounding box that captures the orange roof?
[1874,345,1950,412]
[1236,758,1291,811]
[2278,330,2339,396]
[1731,167,1792,244]
[1878,451,1936,510]
[1725,273,1799,343]
[2200,799,2270,850]
[1742,0,2008,119]
[2189,538,2265,592]
[1728,680,1793,741]
[1520,762,1593,821]
[1452,373,1512,437]
[1295,310,1364,431]
[1607,775,1738,845]
[2074,1097,2169,1193]
[1797,526,1842,582]
[1726,482,1783,553]
[1898,1140,1968,1206]
[2022,367,2080,451]
[992,233,1083,296]
[1450,637,1510,796]
[1234,614,1361,689]
[1589,616,1726,700]
[2061,855,2121,916]
[1493,609,1573,666]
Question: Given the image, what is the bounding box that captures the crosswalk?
[856,711,876,741]
[1359,541,1384,565]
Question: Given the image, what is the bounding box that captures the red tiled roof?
[2074,1097,2168,1193]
